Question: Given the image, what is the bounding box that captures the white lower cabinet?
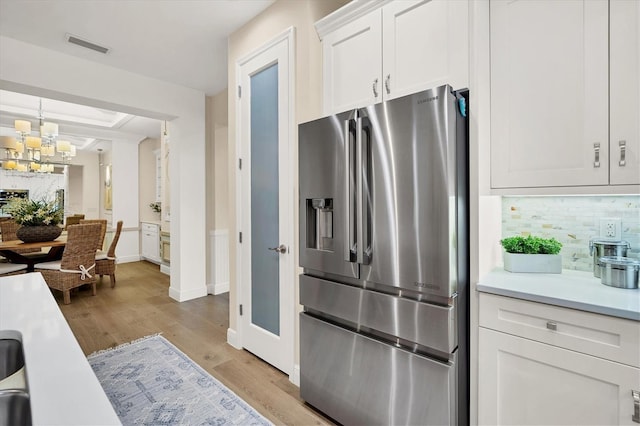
[478,293,640,425]
[141,222,160,263]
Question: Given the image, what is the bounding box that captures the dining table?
[0,236,67,271]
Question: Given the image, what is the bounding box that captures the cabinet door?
[141,225,159,260]
[478,328,640,425]
[491,0,609,188]
[610,0,640,185]
[323,10,382,115]
[382,0,468,100]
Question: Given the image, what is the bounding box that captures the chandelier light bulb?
[26,136,42,149]
[14,120,31,134]
[41,122,59,137]
[56,140,71,153]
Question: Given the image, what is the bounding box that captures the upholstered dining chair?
[95,221,123,288]
[0,219,43,255]
[79,219,107,252]
[34,223,101,304]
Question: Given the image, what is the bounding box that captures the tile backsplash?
[502,196,640,272]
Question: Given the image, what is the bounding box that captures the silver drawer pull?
[372,78,379,98]
[546,321,557,331]
[633,390,639,423]
[594,143,601,168]
[619,140,627,167]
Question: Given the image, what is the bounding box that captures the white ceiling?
[0,0,275,148]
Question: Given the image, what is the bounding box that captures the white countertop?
[478,268,640,321]
[0,272,120,425]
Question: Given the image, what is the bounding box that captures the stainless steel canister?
[589,239,630,278]
[599,256,640,289]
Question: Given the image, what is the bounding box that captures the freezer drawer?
[300,274,456,354]
[300,313,456,426]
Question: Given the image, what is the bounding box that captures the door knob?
[268,244,287,254]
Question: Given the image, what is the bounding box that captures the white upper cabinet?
[319,0,469,115]
[382,0,468,101]
[610,0,640,185]
[491,0,640,190]
[322,10,383,115]
[491,0,609,189]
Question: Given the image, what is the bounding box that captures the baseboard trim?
[227,328,241,349]
[207,281,229,295]
[160,264,170,275]
[291,364,300,387]
[118,255,141,264]
[168,285,206,302]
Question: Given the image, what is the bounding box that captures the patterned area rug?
[88,335,272,426]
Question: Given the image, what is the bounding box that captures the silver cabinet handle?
[594,143,601,168]
[385,74,391,94]
[619,140,627,167]
[372,78,379,98]
[633,390,640,423]
[546,321,557,331]
[268,244,287,254]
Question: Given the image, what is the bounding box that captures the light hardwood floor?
[56,260,333,426]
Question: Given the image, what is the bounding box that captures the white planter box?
[503,252,562,274]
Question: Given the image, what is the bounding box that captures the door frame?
[234,27,296,376]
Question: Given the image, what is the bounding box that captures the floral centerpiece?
[6,198,63,242]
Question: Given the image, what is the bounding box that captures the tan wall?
[69,148,100,219]
[139,138,162,223]
[227,0,350,363]
[213,89,229,230]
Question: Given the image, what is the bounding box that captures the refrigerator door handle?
[344,119,356,262]
[356,117,364,264]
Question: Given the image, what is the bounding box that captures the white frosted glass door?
[237,31,293,375]
[250,63,280,336]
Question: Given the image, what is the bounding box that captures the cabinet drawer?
[479,293,640,367]
[141,223,158,233]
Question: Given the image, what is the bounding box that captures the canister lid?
[590,239,630,247]
[599,256,640,268]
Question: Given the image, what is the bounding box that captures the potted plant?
[500,235,563,273]
[5,197,64,243]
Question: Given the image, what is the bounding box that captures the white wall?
[0,35,207,301]
[111,139,141,263]
[139,138,162,223]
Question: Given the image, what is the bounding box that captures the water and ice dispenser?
[306,198,333,251]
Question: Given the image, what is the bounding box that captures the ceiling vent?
[66,33,110,54]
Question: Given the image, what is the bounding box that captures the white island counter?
[0,272,120,425]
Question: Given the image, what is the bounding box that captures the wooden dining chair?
[96,221,123,288]
[79,219,107,251]
[34,223,101,304]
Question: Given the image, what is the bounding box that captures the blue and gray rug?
[88,335,272,426]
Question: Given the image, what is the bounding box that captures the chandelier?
[0,99,76,173]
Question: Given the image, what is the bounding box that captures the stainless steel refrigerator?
[298,84,469,425]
